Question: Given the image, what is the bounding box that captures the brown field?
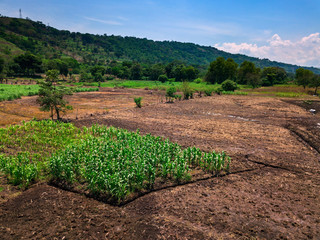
[0,88,320,239]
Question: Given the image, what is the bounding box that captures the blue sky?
[1,0,320,67]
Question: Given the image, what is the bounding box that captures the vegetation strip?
[0,120,230,204]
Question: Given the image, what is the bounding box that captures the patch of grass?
[0,84,40,101]
[222,91,248,95]
[275,92,303,98]
[73,87,99,92]
[75,80,221,93]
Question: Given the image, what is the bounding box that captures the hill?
[0,16,319,74]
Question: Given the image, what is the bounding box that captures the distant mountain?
[0,16,319,74]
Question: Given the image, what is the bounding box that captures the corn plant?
[49,125,231,203]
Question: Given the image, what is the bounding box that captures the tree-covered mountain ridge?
[0,16,319,74]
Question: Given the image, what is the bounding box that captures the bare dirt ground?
[0,88,320,239]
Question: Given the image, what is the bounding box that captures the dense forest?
[1,16,319,75]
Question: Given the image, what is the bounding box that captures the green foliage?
[158,74,168,83]
[205,57,238,84]
[204,89,213,96]
[261,67,287,86]
[221,80,237,92]
[0,56,4,73]
[134,97,142,108]
[0,120,231,202]
[37,69,72,120]
[49,125,230,202]
[296,68,314,89]
[0,84,39,101]
[73,87,99,93]
[181,81,194,100]
[166,86,177,102]
[237,61,260,87]
[0,16,319,75]
[222,91,248,96]
[11,52,42,76]
[80,71,93,82]
[0,120,86,187]
[275,92,302,98]
[193,78,202,84]
[309,75,320,95]
[0,152,38,188]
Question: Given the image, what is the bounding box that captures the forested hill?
[0,16,319,74]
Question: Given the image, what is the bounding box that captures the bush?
[193,78,202,84]
[158,74,168,83]
[166,86,176,102]
[181,81,194,100]
[134,97,142,108]
[106,76,114,80]
[221,80,237,92]
[174,94,182,101]
[204,89,213,96]
[215,88,222,95]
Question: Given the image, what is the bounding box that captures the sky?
[1,0,320,67]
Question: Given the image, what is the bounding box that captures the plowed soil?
[0,88,320,239]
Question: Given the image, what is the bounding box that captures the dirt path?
[1,94,320,239]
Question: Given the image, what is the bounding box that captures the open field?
[0,88,320,239]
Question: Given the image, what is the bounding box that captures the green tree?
[237,61,260,86]
[37,70,72,120]
[0,57,5,83]
[205,57,226,84]
[130,63,142,80]
[261,67,287,86]
[173,64,187,82]
[13,53,42,76]
[309,75,320,95]
[224,58,238,81]
[221,80,237,92]
[184,66,198,81]
[90,65,105,78]
[150,64,165,80]
[0,56,4,74]
[158,74,168,83]
[296,68,313,89]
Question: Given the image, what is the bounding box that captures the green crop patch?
[49,125,230,204]
[0,120,230,203]
[0,84,40,101]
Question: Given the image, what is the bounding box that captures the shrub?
[181,81,194,100]
[158,74,168,83]
[106,76,114,80]
[204,89,213,96]
[174,94,182,101]
[221,80,237,92]
[166,86,176,102]
[193,78,202,84]
[134,97,142,108]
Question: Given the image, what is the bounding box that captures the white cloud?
[214,33,320,68]
[84,17,122,26]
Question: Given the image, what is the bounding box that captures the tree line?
[0,53,319,95]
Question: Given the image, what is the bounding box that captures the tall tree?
[237,61,260,86]
[205,57,226,84]
[37,70,72,120]
[309,75,320,95]
[261,67,287,86]
[13,53,42,76]
[296,68,313,89]
[130,63,142,80]
[224,58,238,81]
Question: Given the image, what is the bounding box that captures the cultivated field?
[0,88,320,239]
